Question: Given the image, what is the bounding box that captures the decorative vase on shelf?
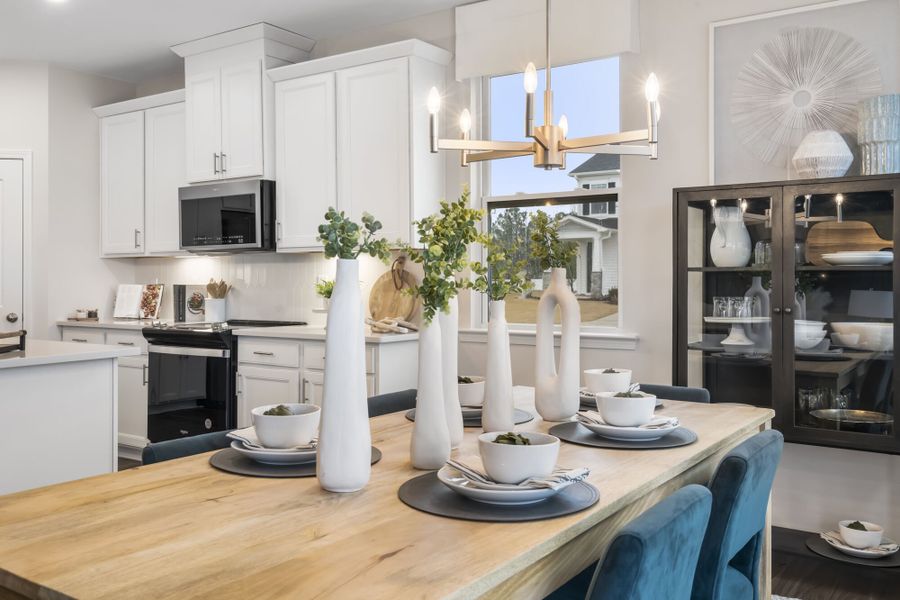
[411,318,451,469]
[743,276,771,352]
[534,267,580,421]
[438,296,464,449]
[483,300,514,432]
[858,94,900,175]
[792,130,853,179]
[317,258,371,492]
[710,206,751,267]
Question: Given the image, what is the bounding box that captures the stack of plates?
[436,466,563,505]
[579,417,680,442]
[822,251,893,266]
[820,531,900,559]
[229,440,316,465]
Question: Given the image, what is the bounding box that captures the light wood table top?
[0,389,773,600]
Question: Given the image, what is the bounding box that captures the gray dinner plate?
[405,408,533,427]
[806,535,900,568]
[549,421,697,450]
[398,471,599,522]
[209,446,382,478]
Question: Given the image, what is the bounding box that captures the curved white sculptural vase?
[534,268,580,421]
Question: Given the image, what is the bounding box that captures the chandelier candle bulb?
[559,115,568,138]
[427,87,441,154]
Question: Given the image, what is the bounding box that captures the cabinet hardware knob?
[784,307,793,314]
[5,313,18,323]
[773,308,782,314]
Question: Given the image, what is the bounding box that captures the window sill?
[459,328,639,351]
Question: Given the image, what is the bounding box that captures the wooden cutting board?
[368,258,420,321]
[805,221,893,266]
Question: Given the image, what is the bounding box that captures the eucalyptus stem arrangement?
[529,210,578,271]
[468,237,533,301]
[317,207,392,261]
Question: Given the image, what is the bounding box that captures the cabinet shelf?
[796,265,892,272]
[686,266,770,273]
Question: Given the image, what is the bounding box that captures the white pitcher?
[710,206,751,267]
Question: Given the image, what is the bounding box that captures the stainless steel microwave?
[179,180,275,253]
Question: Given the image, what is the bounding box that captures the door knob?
[5,313,18,323]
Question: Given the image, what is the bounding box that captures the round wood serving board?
[368,260,419,321]
[806,221,893,266]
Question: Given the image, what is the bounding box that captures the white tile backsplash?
[132,251,417,326]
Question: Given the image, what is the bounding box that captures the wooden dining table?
[0,388,774,600]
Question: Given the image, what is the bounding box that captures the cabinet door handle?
[237,373,243,394]
[276,221,282,241]
[772,307,782,314]
[71,338,88,343]
[220,153,227,173]
[302,378,309,404]
[118,341,135,346]
[213,153,219,174]
[142,364,148,386]
[784,307,793,314]
[253,351,275,356]
[134,229,141,248]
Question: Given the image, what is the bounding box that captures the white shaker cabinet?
[118,355,149,449]
[100,111,145,255]
[144,102,186,254]
[274,72,337,249]
[237,365,301,428]
[184,70,222,182]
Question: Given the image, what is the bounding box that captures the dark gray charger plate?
[549,421,697,450]
[209,447,382,478]
[405,408,533,427]
[398,471,599,522]
[806,535,900,568]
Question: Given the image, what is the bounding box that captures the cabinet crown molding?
[171,22,315,58]
[93,89,185,118]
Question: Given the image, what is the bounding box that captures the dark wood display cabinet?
[673,175,900,454]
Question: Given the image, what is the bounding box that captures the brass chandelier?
[427,0,660,169]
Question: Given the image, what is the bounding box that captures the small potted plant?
[529,211,581,422]
[467,237,532,432]
[315,208,390,493]
[314,278,334,311]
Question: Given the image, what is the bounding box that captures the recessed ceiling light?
[47,0,68,4]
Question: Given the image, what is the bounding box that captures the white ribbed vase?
[535,268,580,421]
[438,296,464,449]
[483,300,514,432]
[411,319,451,469]
[317,258,371,492]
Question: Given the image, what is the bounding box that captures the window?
[481,57,621,327]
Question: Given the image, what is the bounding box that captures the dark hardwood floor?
[118,457,141,470]
[772,527,900,600]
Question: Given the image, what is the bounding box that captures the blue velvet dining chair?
[547,484,712,600]
[639,384,710,403]
[368,389,417,417]
[141,430,232,465]
[691,429,784,600]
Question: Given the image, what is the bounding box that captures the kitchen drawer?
[238,338,301,368]
[62,329,105,345]
[304,343,375,373]
[107,330,148,354]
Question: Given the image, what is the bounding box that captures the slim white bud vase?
[483,300,515,432]
[438,296,464,448]
[317,258,371,492]
[411,319,451,469]
[535,268,580,421]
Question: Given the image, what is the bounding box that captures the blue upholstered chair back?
[368,389,417,417]
[638,384,710,403]
[588,484,712,600]
[141,430,232,465]
[692,429,784,600]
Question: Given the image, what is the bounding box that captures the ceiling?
[0,0,465,83]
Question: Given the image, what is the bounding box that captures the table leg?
[759,421,772,599]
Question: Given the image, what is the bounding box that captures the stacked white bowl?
[794,320,827,350]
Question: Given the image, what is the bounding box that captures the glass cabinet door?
[783,182,897,451]
[677,188,784,408]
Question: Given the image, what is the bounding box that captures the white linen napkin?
[577,411,679,430]
[227,427,317,452]
[820,531,900,554]
[446,459,589,492]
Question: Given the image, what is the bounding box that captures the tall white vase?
[535,268,580,421]
[483,300,514,432]
[411,319,451,469]
[317,258,371,492]
[438,296,464,449]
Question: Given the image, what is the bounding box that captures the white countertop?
[233,325,418,343]
[0,340,141,369]
[57,319,152,330]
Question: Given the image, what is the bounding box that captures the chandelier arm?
[530,129,551,150]
[436,139,533,152]
[559,129,650,151]
[563,144,655,156]
[465,149,536,163]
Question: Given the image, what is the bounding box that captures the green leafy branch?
[529,211,577,270]
[314,279,334,299]
[466,237,533,302]
[317,208,392,261]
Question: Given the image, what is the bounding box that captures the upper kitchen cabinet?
[95,90,187,258]
[171,23,314,184]
[270,40,451,251]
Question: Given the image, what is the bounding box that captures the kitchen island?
[0,390,773,599]
[0,339,140,494]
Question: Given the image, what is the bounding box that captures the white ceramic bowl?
[795,320,826,333]
[458,376,486,407]
[251,403,320,449]
[794,329,827,350]
[478,431,560,484]
[831,322,894,352]
[595,391,658,427]
[584,369,632,394]
[831,332,860,348]
[839,520,884,549]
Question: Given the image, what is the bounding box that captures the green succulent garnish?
[458,375,475,384]
[602,368,619,374]
[493,432,531,445]
[263,404,293,416]
[846,520,868,531]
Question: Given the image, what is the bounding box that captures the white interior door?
[0,159,23,333]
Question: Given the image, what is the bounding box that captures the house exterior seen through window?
[485,57,620,327]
